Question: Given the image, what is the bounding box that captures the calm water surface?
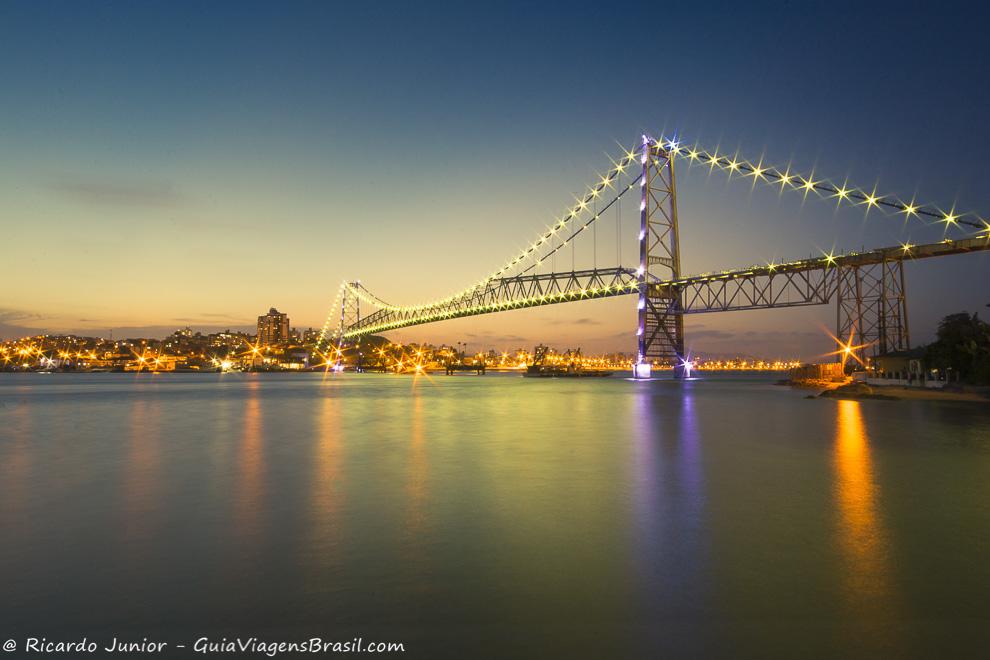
[1,372,989,659]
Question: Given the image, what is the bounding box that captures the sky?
[1,1,988,359]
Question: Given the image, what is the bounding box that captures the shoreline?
[784,378,990,403]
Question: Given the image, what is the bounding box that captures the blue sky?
[1,1,988,357]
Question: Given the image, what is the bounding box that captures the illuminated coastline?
[0,331,800,374]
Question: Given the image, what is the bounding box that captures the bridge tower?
[835,260,910,364]
[324,283,365,369]
[338,283,362,343]
[635,136,686,378]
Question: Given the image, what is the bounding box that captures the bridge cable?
[658,136,987,232]
[517,173,642,277]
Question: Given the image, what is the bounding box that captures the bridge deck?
[342,236,989,336]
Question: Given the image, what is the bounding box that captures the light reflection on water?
[236,381,265,544]
[121,398,162,552]
[834,400,889,597]
[833,399,901,654]
[1,372,989,658]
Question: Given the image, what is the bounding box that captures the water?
[1,372,989,659]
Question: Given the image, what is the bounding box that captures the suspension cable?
[518,173,642,276]
[658,135,987,231]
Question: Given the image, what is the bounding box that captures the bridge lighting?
[330,134,986,341]
[900,242,914,253]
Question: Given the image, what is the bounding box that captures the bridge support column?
[835,260,909,366]
[335,283,362,366]
[636,136,685,378]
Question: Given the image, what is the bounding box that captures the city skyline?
[2,2,989,360]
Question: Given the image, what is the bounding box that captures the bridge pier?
[637,136,686,378]
[836,259,909,364]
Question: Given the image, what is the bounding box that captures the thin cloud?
[689,329,735,340]
[48,178,182,208]
[0,308,46,324]
[0,308,48,339]
[173,313,253,323]
[540,316,602,326]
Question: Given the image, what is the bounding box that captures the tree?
[924,312,990,384]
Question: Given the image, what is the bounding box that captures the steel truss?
[836,261,909,357]
[344,232,989,363]
[647,236,988,360]
[343,267,640,338]
[658,267,834,313]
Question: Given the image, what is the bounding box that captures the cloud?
[465,332,528,343]
[0,307,257,340]
[689,329,735,340]
[66,324,256,339]
[741,329,820,339]
[0,309,46,324]
[540,316,601,326]
[0,308,48,339]
[47,177,181,208]
[200,312,249,319]
[173,312,253,324]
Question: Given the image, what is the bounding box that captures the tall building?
[257,307,290,346]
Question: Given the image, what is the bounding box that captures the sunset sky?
[2,1,988,359]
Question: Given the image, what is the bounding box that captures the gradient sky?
[2,1,988,358]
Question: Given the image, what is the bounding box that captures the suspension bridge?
[317,135,990,378]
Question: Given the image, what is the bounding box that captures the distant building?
[257,307,290,346]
